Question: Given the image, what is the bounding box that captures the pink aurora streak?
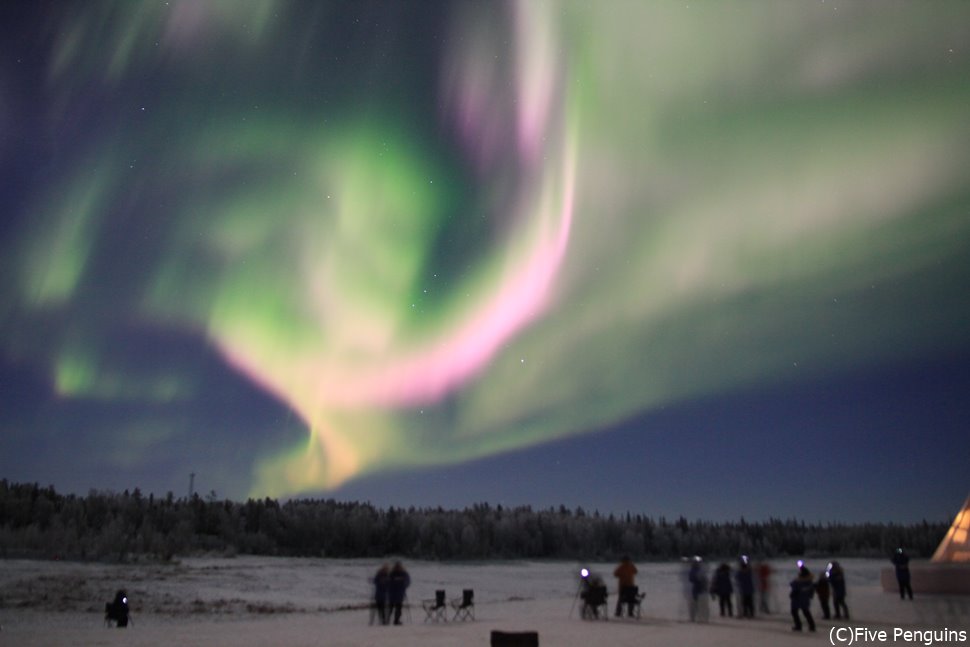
[218,135,576,415]
[312,143,575,410]
[217,1,575,420]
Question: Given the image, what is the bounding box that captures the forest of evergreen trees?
[0,480,948,563]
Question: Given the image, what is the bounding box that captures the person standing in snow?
[387,561,411,625]
[687,557,709,622]
[756,560,773,614]
[789,564,816,632]
[371,563,390,625]
[613,555,639,618]
[892,548,913,600]
[712,562,734,617]
[828,561,850,620]
[735,556,755,618]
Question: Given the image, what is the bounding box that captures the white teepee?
[931,494,970,563]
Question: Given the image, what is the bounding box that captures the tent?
[931,494,970,563]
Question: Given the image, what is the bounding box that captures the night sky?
[2,1,969,523]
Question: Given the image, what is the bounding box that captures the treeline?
[0,480,947,563]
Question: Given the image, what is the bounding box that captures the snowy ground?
[1,557,968,646]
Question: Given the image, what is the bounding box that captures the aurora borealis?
[2,1,969,520]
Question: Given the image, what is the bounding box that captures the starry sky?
[1,0,969,523]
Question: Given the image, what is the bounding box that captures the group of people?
[686,556,774,622]
[369,549,913,630]
[709,557,757,618]
[370,561,411,625]
[594,553,853,631]
[686,555,852,632]
[787,560,850,632]
[578,555,644,619]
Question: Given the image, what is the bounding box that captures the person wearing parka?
[687,558,709,622]
[372,563,390,625]
[829,561,850,619]
[735,558,756,618]
[892,549,913,600]
[613,555,639,617]
[789,565,816,632]
[387,561,411,625]
[711,563,734,617]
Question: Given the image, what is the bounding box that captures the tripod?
[569,569,591,619]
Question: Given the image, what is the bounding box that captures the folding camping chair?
[452,589,475,621]
[422,590,448,622]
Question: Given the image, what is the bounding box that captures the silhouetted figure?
[687,556,708,622]
[687,557,709,622]
[789,565,816,632]
[372,563,390,625]
[756,561,773,614]
[613,555,638,618]
[828,561,850,619]
[104,589,129,628]
[387,562,411,625]
[581,574,608,619]
[712,563,734,617]
[388,561,411,625]
[735,556,755,618]
[815,569,831,619]
[681,558,694,619]
[892,548,913,600]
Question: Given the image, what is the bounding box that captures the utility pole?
[188,472,195,500]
